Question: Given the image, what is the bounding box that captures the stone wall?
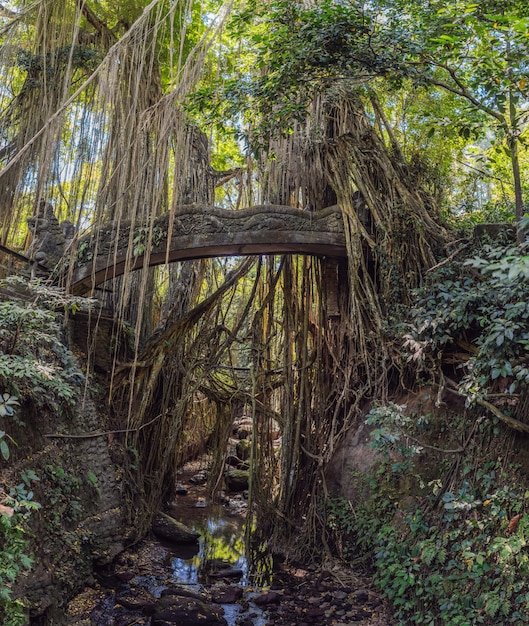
[2,385,124,624]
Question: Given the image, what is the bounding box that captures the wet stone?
[211,585,244,604]
[115,592,156,614]
[208,567,244,580]
[235,439,250,461]
[115,570,135,583]
[152,512,200,544]
[161,586,207,602]
[226,454,243,467]
[153,593,227,625]
[115,616,149,626]
[354,588,369,602]
[237,427,251,439]
[254,591,281,605]
[225,469,249,492]
[189,471,208,485]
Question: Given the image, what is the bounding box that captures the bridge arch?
[67,204,347,295]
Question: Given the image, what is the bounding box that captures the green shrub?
[373,483,529,625]
[404,241,529,402]
[0,471,40,626]
[0,277,89,621]
[348,403,529,625]
[0,278,85,411]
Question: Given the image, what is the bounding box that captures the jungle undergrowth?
[0,276,91,623]
[327,402,529,626]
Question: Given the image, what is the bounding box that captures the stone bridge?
[67,204,346,294]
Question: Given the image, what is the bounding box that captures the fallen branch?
[444,380,529,434]
[476,397,529,434]
[426,243,470,273]
[403,431,465,454]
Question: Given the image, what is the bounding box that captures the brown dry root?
[112,256,257,539]
[243,89,454,558]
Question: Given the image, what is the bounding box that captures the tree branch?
[445,381,529,434]
[424,60,505,124]
[426,243,470,273]
[77,0,117,46]
[456,158,513,186]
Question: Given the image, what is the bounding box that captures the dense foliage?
[0,472,40,626]
[0,279,85,412]
[322,234,529,623]
[0,279,89,622]
[327,402,529,625]
[404,235,529,413]
[192,0,528,222]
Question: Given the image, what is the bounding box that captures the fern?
[484,592,502,618]
[420,540,438,566]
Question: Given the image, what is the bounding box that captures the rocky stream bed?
[63,460,393,626]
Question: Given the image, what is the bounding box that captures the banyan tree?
[0,0,453,555]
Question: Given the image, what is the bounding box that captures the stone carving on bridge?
[67,204,346,294]
[27,200,75,269]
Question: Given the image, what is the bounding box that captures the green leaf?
[0,438,9,460]
[86,471,98,486]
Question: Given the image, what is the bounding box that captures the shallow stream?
[81,467,273,625]
[158,491,271,625]
[64,465,390,625]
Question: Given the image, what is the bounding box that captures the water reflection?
[168,503,273,588]
[170,507,248,585]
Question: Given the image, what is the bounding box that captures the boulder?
[225,454,242,467]
[254,591,281,606]
[236,439,250,461]
[208,568,243,580]
[152,512,200,544]
[225,469,249,492]
[161,586,207,602]
[152,594,227,625]
[211,585,244,604]
[204,558,232,571]
[237,426,251,440]
[189,471,208,485]
[115,592,156,615]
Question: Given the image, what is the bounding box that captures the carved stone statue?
[27,200,68,268]
[60,219,76,243]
